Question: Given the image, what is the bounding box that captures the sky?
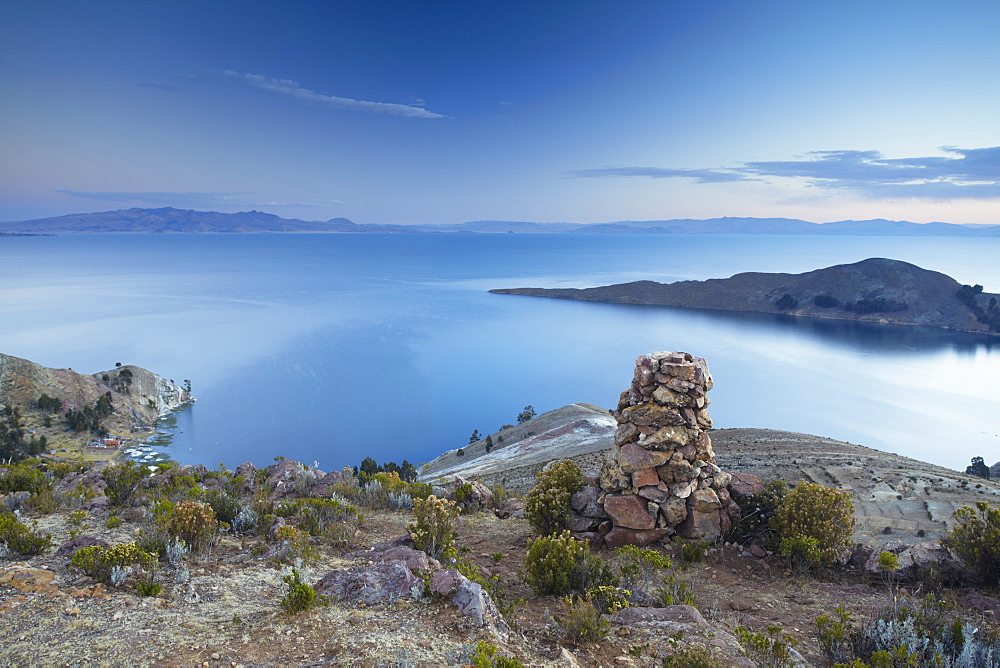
[2,0,999,226]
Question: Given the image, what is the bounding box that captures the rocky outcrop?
[491,258,998,335]
[0,353,193,444]
[574,351,739,546]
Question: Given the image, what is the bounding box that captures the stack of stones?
[570,351,739,548]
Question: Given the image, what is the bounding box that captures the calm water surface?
[1,233,997,471]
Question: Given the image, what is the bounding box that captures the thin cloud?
[57,190,337,209]
[225,71,448,119]
[570,146,1000,199]
[568,166,752,183]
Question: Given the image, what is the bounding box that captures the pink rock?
[604,494,656,530]
[729,472,765,497]
[617,442,671,473]
[603,527,668,548]
[632,467,659,488]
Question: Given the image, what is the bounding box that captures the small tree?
[469,430,481,444]
[485,435,494,453]
[966,456,991,479]
[776,293,798,310]
[517,405,537,424]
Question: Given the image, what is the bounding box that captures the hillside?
[0,353,191,460]
[491,257,1000,335]
[419,405,1000,546]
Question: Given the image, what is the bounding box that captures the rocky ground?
[2,470,999,667]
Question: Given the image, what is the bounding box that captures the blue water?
[2,233,998,472]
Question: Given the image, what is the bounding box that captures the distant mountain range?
[1,207,998,236]
[491,258,1000,336]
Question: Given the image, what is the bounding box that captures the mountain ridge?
[3,207,999,236]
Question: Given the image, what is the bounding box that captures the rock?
[558,647,582,667]
[570,486,607,518]
[959,591,1000,613]
[864,541,964,584]
[749,544,767,559]
[611,606,754,667]
[315,562,424,605]
[604,495,656,530]
[643,425,697,449]
[617,443,671,474]
[631,467,659,489]
[56,535,109,557]
[451,476,495,511]
[637,485,669,503]
[378,546,441,574]
[619,402,686,428]
[494,497,526,519]
[83,495,109,511]
[430,569,510,636]
[728,472,765,497]
[604,527,668,548]
[599,461,632,494]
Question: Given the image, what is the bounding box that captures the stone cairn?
[570,351,739,548]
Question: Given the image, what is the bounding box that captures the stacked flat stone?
[570,351,738,548]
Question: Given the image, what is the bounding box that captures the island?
[491,257,1000,335]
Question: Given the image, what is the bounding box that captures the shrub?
[771,481,854,570]
[203,488,241,526]
[136,580,162,597]
[614,545,672,601]
[70,542,156,585]
[736,625,796,666]
[525,460,583,536]
[168,501,218,554]
[553,595,609,644]
[0,511,52,555]
[23,485,58,514]
[276,496,359,545]
[942,501,1000,588]
[813,294,840,308]
[273,525,319,565]
[654,572,697,606]
[102,461,147,506]
[409,495,459,561]
[523,530,615,596]
[280,567,326,614]
[0,463,48,494]
[468,641,523,668]
[672,537,710,568]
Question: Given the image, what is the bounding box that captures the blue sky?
[2,0,999,225]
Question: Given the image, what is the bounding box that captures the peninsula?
[490,258,1000,335]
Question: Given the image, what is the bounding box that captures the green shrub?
[273,525,320,565]
[203,488,241,526]
[525,460,583,536]
[654,572,697,606]
[772,482,854,570]
[23,485,58,515]
[0,511,52,555]
[736,625,796,666]
[523,530,615,596]
[409,495,459,561]
[942,501,1000,588]
[275,497,359,545]
[553,595,609,644]
[0,463,48,493]
[102,461,147,506]
[136,580,162,597]
[468,641,523,668]
[168,500,218,554]
[70,542,157,585]
[672,537,710,568]
[280,567,326,614]
[614,545,673,600]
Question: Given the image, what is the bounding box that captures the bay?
[1,232,997,472]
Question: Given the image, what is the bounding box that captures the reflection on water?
[1,233,998,472]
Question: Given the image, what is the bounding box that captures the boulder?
[864,541,964,584]
[430,569,510,636]
[604,527,668,548]
[56,535,109,557]
[728,472,765,497]
[617,443,671,474]
[314,562,424,605]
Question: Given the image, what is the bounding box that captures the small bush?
[468,641,523,668]
[24,485,58,515]
[280,567,325,614]
[0,463,48,494]
[614,545,672,601]
[70,542,157,585]
[102,461,147,506]
[553,595,609,644]
[409,495,459,561]
[672,537,710,568]
[136,580,162,597]
[525,460,583,536]
[0,511,52,555]
[273,525,320,565]
[942,501,1000,588]
[736,625,796,666]
[168,501,218,554]
[203,488,241,526]
[654,572,697,606]
[772,481,854,570]
[277,496,359,545]
[523,531,615,596]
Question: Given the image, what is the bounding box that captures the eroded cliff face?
[0,352,192,430]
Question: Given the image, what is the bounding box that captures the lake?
[2,232,998,472]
